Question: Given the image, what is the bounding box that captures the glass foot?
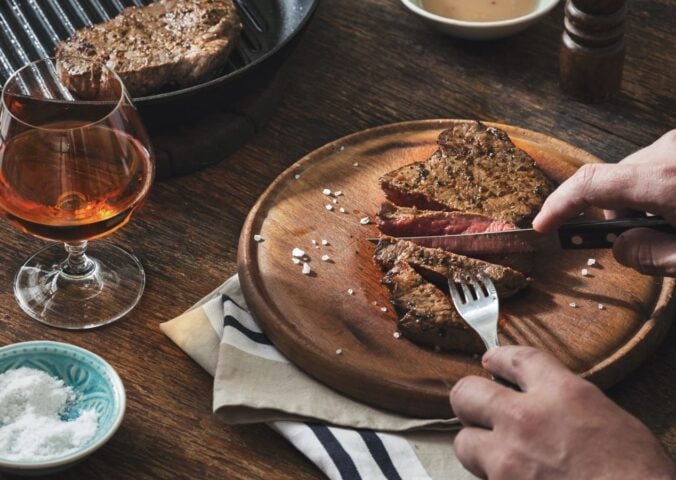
[14,242,145,329]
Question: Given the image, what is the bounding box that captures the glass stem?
[62,241,95,277]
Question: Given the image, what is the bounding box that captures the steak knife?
[367,216,676,256]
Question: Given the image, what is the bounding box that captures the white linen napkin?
[161,275,476,480]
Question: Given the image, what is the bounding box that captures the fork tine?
[478,272,498,297]
[447,278,465,305]
[459,277,474,302]
[468,275,485,298]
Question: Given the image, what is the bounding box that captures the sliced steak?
[379,121,555,227]
[56,0,242,97]
[374,237,528,299]
[376,202,516,237]
[382,262,484,353]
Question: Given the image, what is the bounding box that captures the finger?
[453,427,492,479]
[450,375,514,428]
[613,228,676,277]
[604,208,646,220]
[482,346,572,391]
[532,163,673,232]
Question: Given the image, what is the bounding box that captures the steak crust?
[379,121,555,227]
[382,262,484,353]
[56,0,242,97]
[374,237,529,299]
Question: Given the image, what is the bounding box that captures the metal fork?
[448,273,500,351]
[448,273,518,389]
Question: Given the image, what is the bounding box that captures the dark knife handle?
[558,216,676,249]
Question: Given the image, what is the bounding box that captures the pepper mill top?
[560,0,627,103]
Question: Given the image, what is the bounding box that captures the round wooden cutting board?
[238,120,676,418]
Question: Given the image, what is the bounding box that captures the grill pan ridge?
[0,0,318,121]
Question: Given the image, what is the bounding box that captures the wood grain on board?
[239,120,675,418]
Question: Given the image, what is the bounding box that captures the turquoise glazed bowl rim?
[0,340,126,472]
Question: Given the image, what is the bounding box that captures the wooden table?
[0,1,674,478]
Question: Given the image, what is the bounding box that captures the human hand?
[450,346,676,480]
[533,130,676,276]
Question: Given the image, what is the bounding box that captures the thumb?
[613,228,676,277]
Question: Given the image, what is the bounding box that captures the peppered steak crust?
[382,262,484,353]
[374,237,528,299]
[56,0,242,97]
[379,121,555,227]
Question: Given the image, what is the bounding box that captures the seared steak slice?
[379,121,555,227]
[382,262,484,353]
[374,237,528,299]
[376,202,516,237]
[56,0,242,97]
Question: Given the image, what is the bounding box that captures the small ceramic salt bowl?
[0,341,126,476]
[400,0,560,40]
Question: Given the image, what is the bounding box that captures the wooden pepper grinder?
[560,0,627,103]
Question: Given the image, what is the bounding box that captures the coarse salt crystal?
[393,331,401,339]
[598,304,605,310]
[334,191,343,197]
[292,248,305,258]
[339,207,346,213]
[353,162,359,167]
[302,263,312,275]
[372,301,378,305]
[360,217,371,225]
[380,307,387,312]
[321,255,330,262]
[311,240,317,246]
[325,204,334,211]
[569,302,577,308]
[587,258,597,266]
[339,146,345,152]
[292,258,301,265]
[321,239,329,246]
[294,173,301,180]
[253,234,263,242]
[336,348,343,355]
[581,268,589,276]
[347,288,354,295]
[332,198,338,204]
[322,188,332,196]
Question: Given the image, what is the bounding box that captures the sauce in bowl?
[420,0,539,22]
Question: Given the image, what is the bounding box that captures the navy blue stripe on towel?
[308,424,362,480]
[357,430,402,480]
[222,294,248,312]
[223,315,273,346]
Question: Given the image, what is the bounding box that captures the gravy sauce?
[421,0,539,22]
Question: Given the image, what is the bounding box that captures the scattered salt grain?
[321,239,329,246]
[332,198,338,204]
[292,258,301,265]
[598,304,605,310]
[311,240,317,246]
[339,146,345,152]
[334,191,343,197]
[347,288,354,295]
[321,255,330,262]
[302,263,312,275]
[587,258,597,267]
[322,188,332,196]
[353,162,359,167]
[336,348,343,355]
[393,331,401,339]
[569,302,577,308]
[581,268,589,276]
[339,207,346,213]
[360,217,371,225]
[380,307,387,313]
[294,173,301,180]
[253,234,263,242]
[292,248,305,258]
[372,301,378,306]
[0,367,99,462]
[325,204,334,211]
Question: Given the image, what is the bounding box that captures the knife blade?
[367,216,675,256]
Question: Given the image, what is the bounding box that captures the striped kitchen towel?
[161,275,476,480]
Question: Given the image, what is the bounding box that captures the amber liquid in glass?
[0,122,153,242]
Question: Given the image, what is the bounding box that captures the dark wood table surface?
[1,1,674,478]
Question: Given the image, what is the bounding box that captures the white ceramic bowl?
[401,0,560,40]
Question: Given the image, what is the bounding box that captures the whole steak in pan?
[56,0,242,97]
